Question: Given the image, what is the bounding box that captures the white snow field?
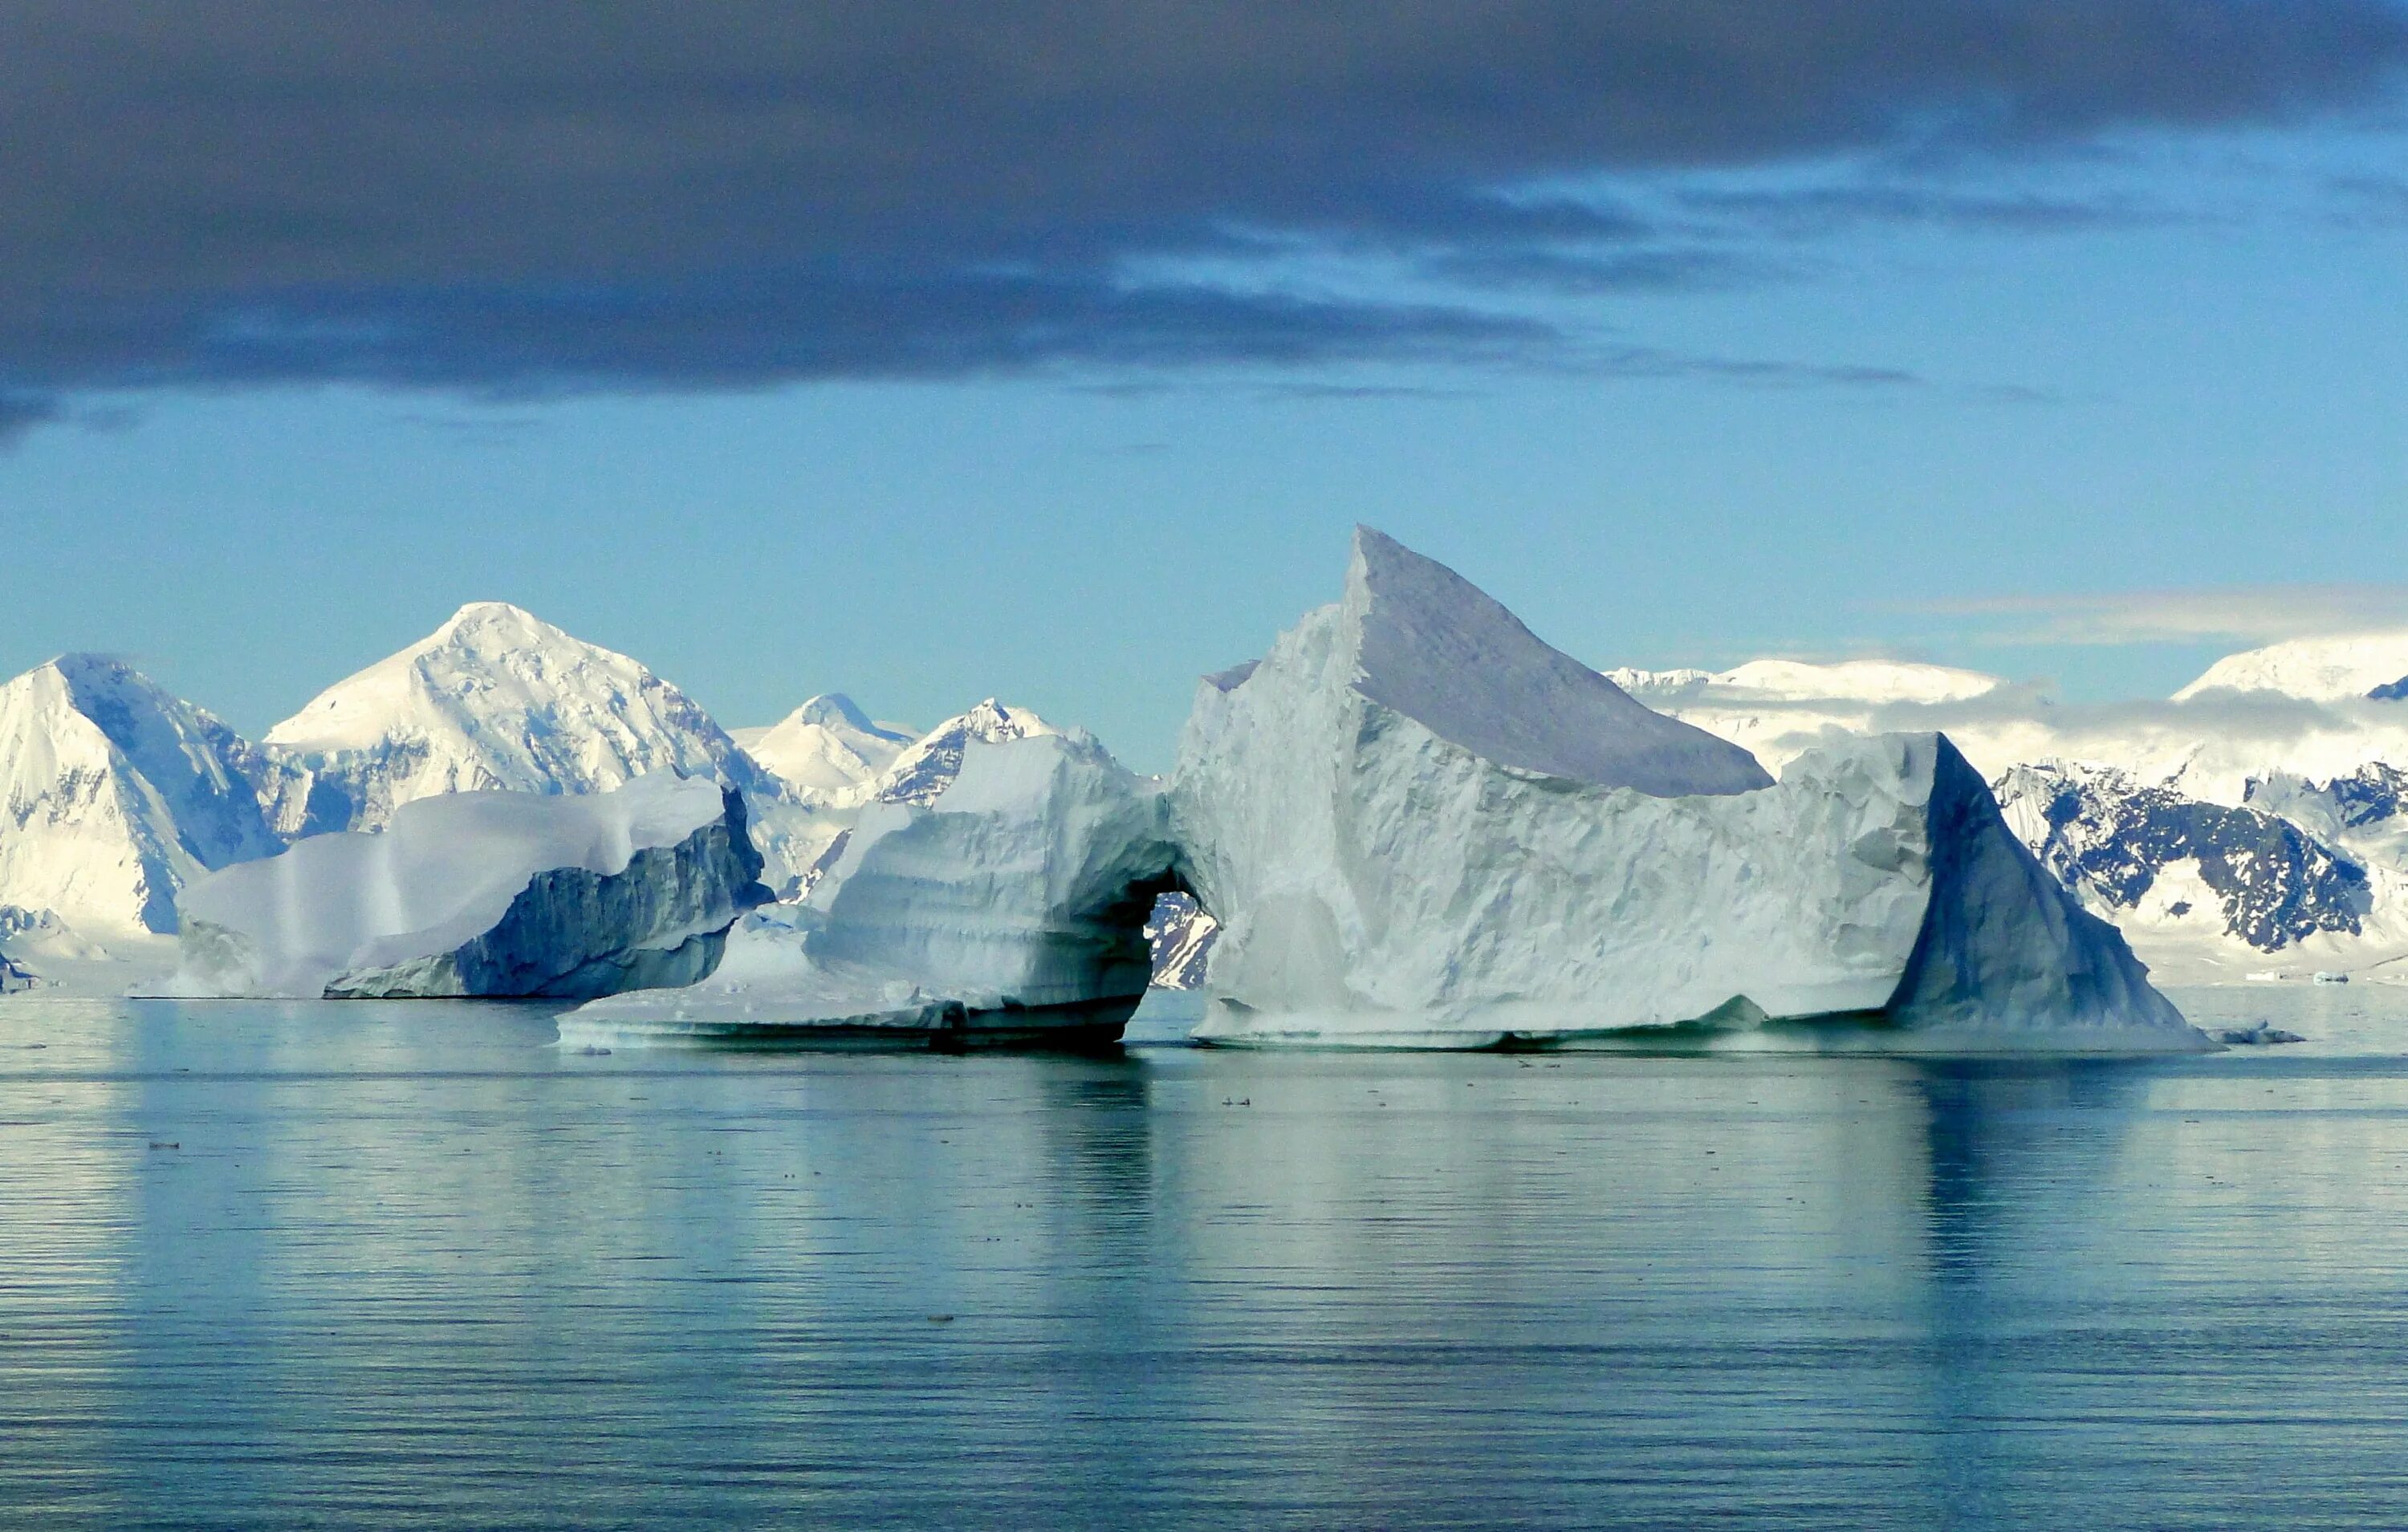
[1167,527,2199,1050]
[2175,629,2408,703]
[167,772,769,1000]
[563,732,1178,1046]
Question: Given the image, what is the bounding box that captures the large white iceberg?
[1168,527,2201,1051]
[167,772,769,999]
[563,731,1178,1046]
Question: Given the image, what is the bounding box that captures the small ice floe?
[2211,1022,2307,1046]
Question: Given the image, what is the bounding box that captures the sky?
[3,3,2406,772]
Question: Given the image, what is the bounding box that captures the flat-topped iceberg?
[1169,527,2202,1051]
[167,772,768,999]
[563,732,1178,1046]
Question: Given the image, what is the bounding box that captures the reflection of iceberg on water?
[1166,528,2205,1053]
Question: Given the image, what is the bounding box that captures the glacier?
[167,772,769,999]
[563,731,1178,1046]
[1167,528,2199,1050]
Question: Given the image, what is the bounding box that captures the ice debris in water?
[2211,1022,2306,1046]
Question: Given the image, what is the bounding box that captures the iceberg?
[167,772,769,999]
[1168,527,2201,1051]
[563,731,1178,1046]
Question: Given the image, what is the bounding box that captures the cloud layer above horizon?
[6,1,2406,426]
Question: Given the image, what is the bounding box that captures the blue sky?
[3,6,2405,772]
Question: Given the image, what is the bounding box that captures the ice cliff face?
[1168,528,2194,1050]
[0,655,281,936]
[259,602,775,837]
[169,772,768,999]
[566,733,1177,1041]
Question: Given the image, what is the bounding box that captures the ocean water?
[6,983,2408,1529]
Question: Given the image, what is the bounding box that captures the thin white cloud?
[1906,585,2408,646]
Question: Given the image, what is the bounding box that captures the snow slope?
[566,733,1177,1042]
[733,693,913,801]
[2175,630,2408,702]
[1352,528,1770,795]
[0,655,281,937]
[170,772,767,999]
[260,602,775,836]
[1167,528,2193,1049]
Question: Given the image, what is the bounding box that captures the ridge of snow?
[2175,629,2408,703]
[1344,527,1771,796]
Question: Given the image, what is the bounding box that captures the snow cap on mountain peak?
[2176,629,2408,704]
[258,600,766,833]
[870,698,1064,806]
[739,693,917,799]
[793,693,898,737]
[1340,526,1772,796]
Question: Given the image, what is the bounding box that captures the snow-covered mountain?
[868,699,1061,807]
[1994,761,2374,953]
[0,654,280,937]
[260,602,775,836]
[732,693,914,803]
[1624,648,2408,979]
[2174,630,2408,703]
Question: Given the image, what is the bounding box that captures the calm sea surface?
[6,984,2408,1529]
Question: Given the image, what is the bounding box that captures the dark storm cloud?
[3,1,2405,410]
[0,393,62,443]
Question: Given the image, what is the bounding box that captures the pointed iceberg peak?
[1340,526,1772,797]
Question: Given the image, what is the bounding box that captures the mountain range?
[6,605,2408,990]
[1613,630,2408,981]
[0,603,1084,983]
